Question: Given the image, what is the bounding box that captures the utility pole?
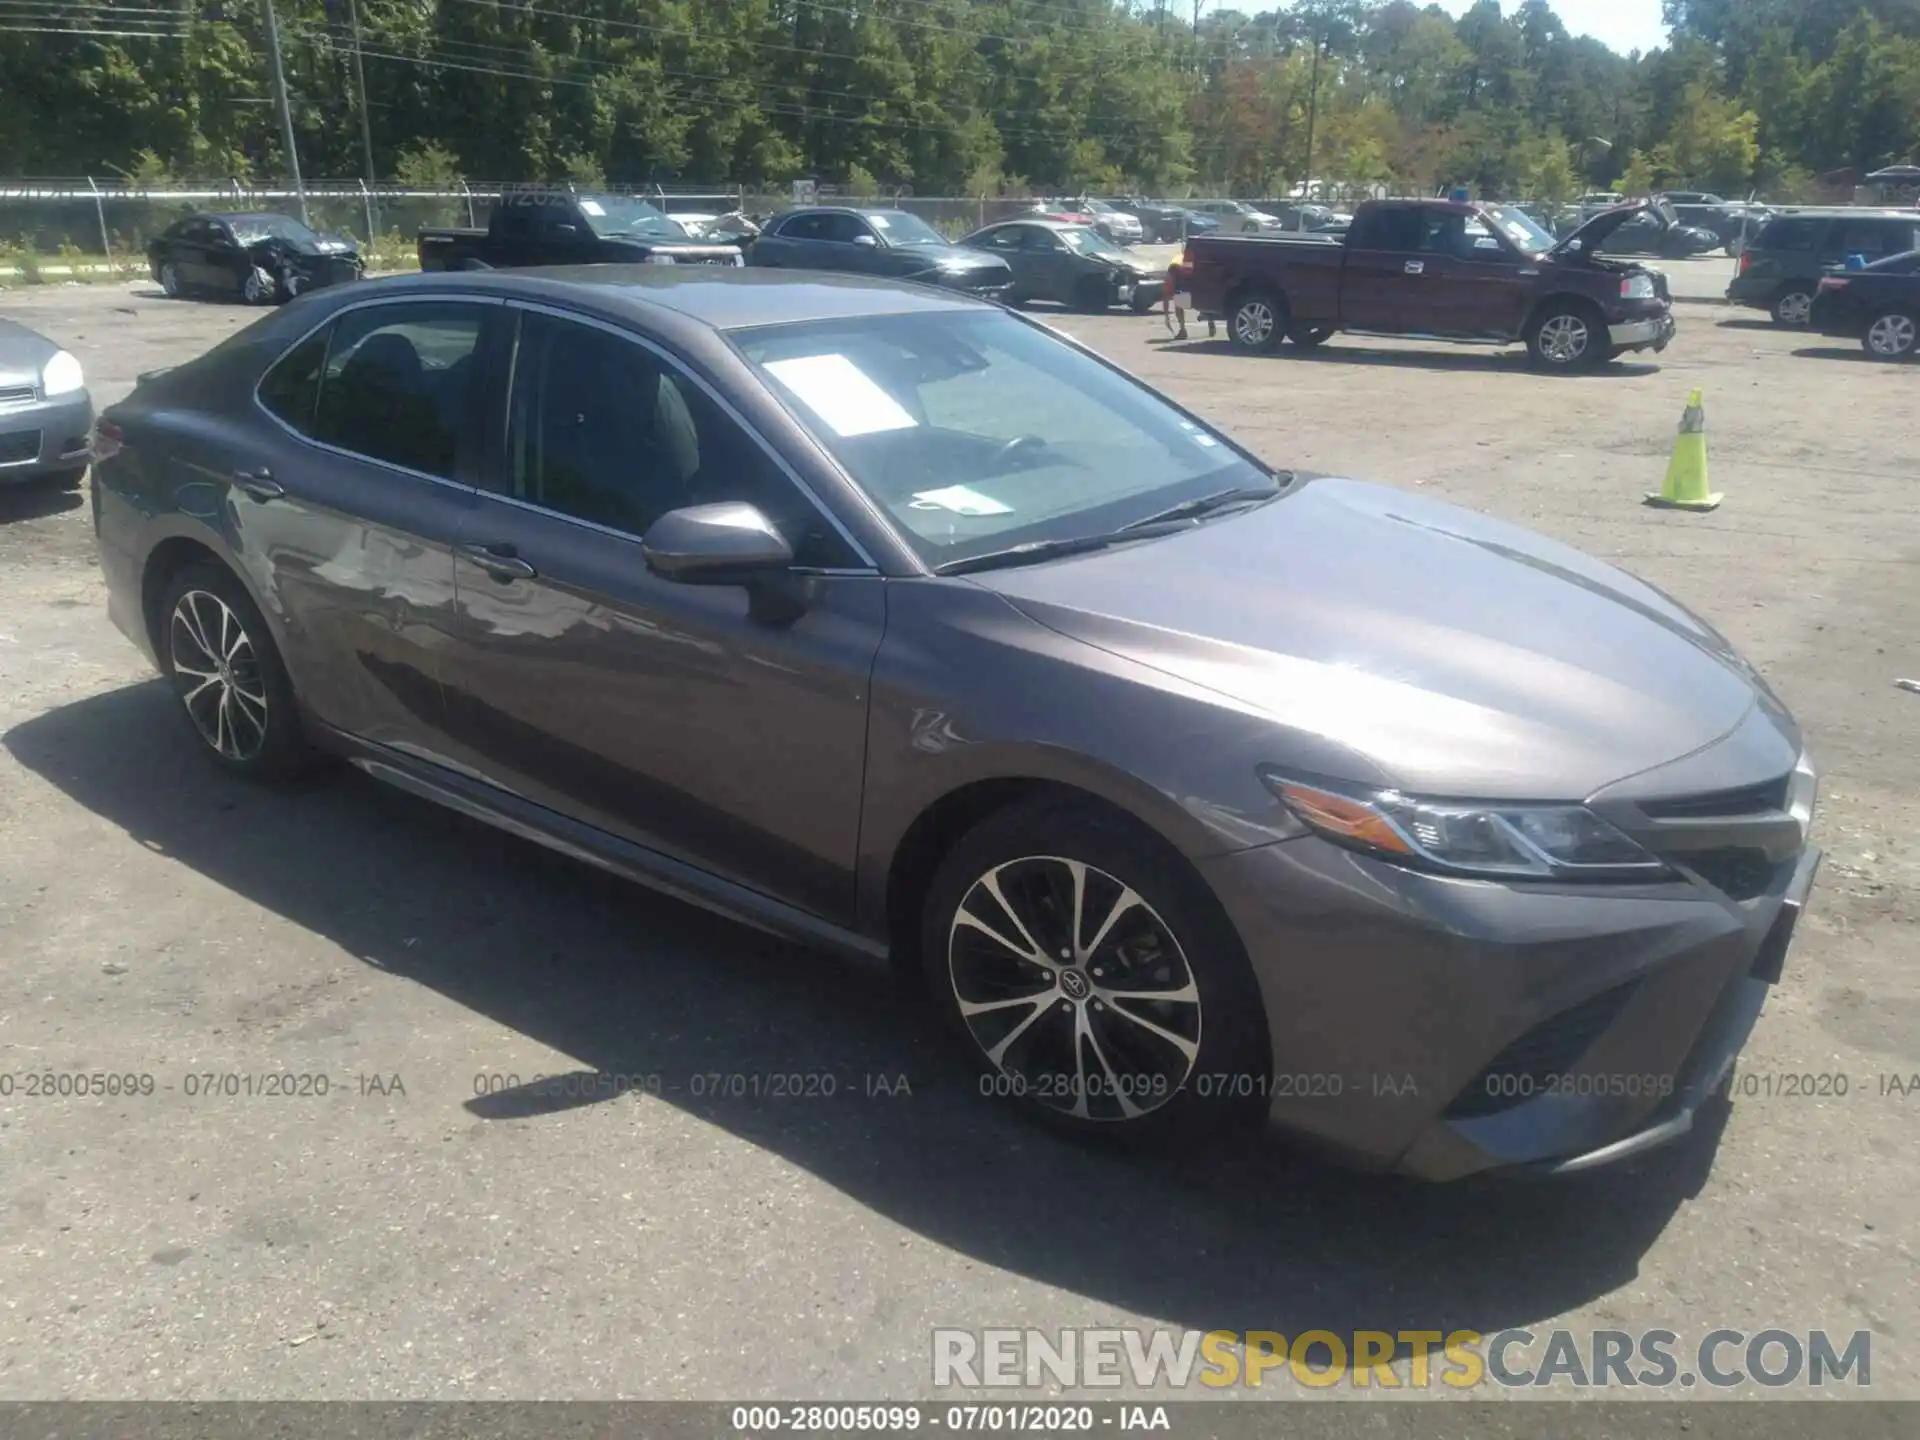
[261,0,308,224]
[1302,25,1323,202]
[346,0,377,232]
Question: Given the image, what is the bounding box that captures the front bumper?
[0,389,94,482]
[1199,821,1819,1182]
[1609,312,1676,351]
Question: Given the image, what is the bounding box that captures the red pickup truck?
[1183,197,1678,370]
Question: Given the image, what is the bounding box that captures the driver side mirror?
[642,502,794,583]
[851,233,879,248]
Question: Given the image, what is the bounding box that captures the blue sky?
[1432,0,1671,56]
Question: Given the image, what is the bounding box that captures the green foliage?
[0,0,1914,200]
[844,164,880,198]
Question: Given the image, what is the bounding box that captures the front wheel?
[1130,290,1158,315]
[158,261,183,298]
[922,799,1270,1142]
[1227,289,1286,354]
[1526,302,1603,371]
[159,564,316,779]
[1771,286,1814,327]
[1863,309,1918,361]
[240,267,275,305]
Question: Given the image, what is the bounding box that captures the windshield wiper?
[933,532,1143,576]
[1116,478,1290,532]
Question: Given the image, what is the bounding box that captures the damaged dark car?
[148,212,365,305]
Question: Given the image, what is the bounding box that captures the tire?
[1130,290,1157,315]
[1862,308,1918,361]
[240,267,274,305]
[1289,325,1334,350]
[1724,235,1747,258]
[921,797,1270,1143]
[1072,276,1113,313]
[279,271,311,304]
[1227,287,1286,354]
[158,262,182,298]
[1525,300,1604,371]
[1771,286,1814,327]
[157,563,315,780]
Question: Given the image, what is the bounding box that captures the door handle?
[233,467,284,501]
[458,541,537,582]
[1404,260,1426,275]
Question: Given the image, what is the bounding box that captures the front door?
[1339,205,1436,332]
[243,296,497,755]
[440,306,885,922]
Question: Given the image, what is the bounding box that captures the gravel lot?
[0,264,1914,1402]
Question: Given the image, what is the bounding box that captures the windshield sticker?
[764,354,918,438]
[909,485,1013,516]
[578,199,606,216]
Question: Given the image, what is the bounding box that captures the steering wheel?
[990,434,1049,471]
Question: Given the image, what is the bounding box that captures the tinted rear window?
[1758,218,1824,250]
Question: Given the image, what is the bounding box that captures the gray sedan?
[93,268,1818,1180]
[0,318,94,486]
[959,219,1166,312]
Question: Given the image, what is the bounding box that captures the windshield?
[732,310,1272,568]
[867,211,947,246]
[1058,226,1123,256]
[575,197,689,240]
[227,214,318,245]
[1483,204,1554,255]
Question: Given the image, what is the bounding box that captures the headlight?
[1262,773,1671,881]
[1787,751,1818,838]
[41,349,84,396]
[1620,274,1657,301]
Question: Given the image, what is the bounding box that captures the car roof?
[1767,209,1918,220]
[348,266,984,330]
[978,217,1081,232]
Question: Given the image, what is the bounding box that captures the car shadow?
[1717,317,1786,332]
[5,680,1721,1342]
[1790,345,1877,363]
[1157,338,1660,377]
[0,476,85,522]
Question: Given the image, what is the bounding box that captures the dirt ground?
[0,266,1914,1401]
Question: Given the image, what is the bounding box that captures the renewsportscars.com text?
[932,1327,1871,1391]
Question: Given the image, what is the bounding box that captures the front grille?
[1444,982,1639,1120]
[0,429,42,465]
[1680,847,1783,903]
[1641,775,1791,819]
[0,383,37,406]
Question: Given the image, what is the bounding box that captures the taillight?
[1738,251,1752,275]
[1819,276,1849,291]
[90,418,123,462]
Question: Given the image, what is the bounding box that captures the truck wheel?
[1525,301,1603,371]
[1227,289,1286,354]
[1770,286,1814,327]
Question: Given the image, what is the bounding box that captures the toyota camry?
[90,268,1820,1179]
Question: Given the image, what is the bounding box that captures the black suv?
[1728,209,1920,325]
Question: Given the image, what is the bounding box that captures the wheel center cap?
[1060,968,1092,1001]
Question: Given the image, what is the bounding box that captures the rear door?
[440,305,886,920]
[1339,204,1432,331]
[245,296,498,755]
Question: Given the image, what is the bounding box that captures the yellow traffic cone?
[1645,388,1722,511]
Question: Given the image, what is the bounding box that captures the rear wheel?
[1771,286,1814,327]
[1525,301,1603,371]
[922,798,1270,1142]
[1227,288,1286,354]
[1863,308,1918,360]
[158,564,315,779]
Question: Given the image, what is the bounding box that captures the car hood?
[919,249,1011,273]
[1550,199,1674,258]
[0,318,59,381]
[248,231,358,259]
[969,477,1772,800]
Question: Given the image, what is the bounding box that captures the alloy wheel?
[1233,299,1276,348]
[947,855,1202,1121]
[1537,313,1590,365]
[1776,290,1813,326]
[242,269,270,304]
[168,589,269,762]
[1866,312,1916,359]
[159,263,180,297]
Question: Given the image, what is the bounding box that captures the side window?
[1763,219,1818,252]
[311,302,486,479]
[1350,206,1423,252]
[776,213,824,241]
[494,206,537,239]
[1022,227,1064,251]
[818,214,872,244]
[507,312,858,566]
[258,325,331,433]
[973,227,1024,252]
